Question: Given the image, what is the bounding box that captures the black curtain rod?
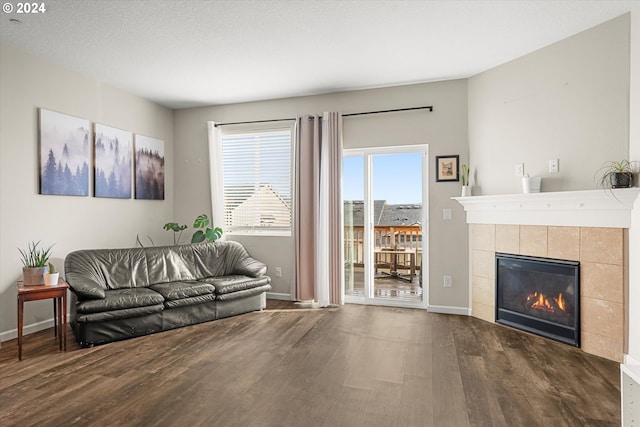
[214,117,296,127]
[343,105,433,117]
[214,105,433,127]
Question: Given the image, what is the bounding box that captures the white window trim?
[219,122,295,237]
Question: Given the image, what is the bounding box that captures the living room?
[1,1,639,425]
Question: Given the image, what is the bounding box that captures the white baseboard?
[266,292,291,301]
[427,305,472,315]
[0,316,60,344]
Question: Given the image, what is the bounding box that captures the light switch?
[443,208,452,221]
[444,276,452,287]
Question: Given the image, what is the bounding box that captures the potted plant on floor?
[595,160,638,189]
[191,214,223,243]
[43,262,60,286]
[18,241,54,285]
[164,222,188,244]
[160,214,223,245]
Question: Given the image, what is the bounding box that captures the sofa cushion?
[216,284,272,301]
[76,288,164,314]
[164,294,216,308]
[149,281,214,301]
[65,271,106,300]
[192,242,227,278]
[233,257,268,277]
[145,246,198,284]
[201,275,271,295]
[65,248,149,290]
[76,304,164,323]
[193,241,259,278]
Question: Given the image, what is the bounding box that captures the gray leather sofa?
[64,241,271,347]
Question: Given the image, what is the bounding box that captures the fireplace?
[496,253,580,347]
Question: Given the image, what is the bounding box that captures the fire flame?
[526,291,566,313]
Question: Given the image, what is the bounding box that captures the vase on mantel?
[461,185,472,197]
[522,176,542,193]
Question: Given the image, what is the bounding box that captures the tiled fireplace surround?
[455,189,640,362]
[471,223,624,361]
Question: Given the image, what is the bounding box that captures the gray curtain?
[294,113,343,306]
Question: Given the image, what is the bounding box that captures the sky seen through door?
[343,152,422,204]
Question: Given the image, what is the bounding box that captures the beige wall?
[627,7,640,363]
[173,80,470,309]
[0,44,175,341]
[467,13,637,362]
[468,14,630,195]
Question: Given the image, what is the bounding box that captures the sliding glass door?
[343,145,428,308]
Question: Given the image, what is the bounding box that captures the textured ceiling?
[1,0,638,109]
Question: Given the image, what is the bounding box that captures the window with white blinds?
[221,129,292,234]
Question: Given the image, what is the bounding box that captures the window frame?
[219,122,295,237]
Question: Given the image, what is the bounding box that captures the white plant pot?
[461,185,471,197]
[43,272,59,286]
[522,176,542,193]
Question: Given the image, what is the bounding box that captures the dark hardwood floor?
[0,301,620,426]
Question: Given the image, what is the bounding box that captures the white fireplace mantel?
[453,188,640,228]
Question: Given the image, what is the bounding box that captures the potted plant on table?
[18,241,54,285]
[595,160,638,189]
[44,262,60,286]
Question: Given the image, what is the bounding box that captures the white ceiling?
[1,0,638,109]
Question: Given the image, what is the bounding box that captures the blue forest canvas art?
[94,123,132,199]
[39,109,90,196]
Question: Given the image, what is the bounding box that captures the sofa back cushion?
[145,245,198,284]
[193,241,249,278]
[66,248,149,291]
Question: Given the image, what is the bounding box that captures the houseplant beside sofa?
[64,240,271,347]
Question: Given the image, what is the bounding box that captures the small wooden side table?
[17,279,68,360]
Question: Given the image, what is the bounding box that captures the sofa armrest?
[233,257,268,278]
[65,272,106,299]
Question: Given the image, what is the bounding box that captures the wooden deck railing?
[344,225,422,267]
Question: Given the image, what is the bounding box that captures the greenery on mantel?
[595,160,638,189]
[461,164,470,186]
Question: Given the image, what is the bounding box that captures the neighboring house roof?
[345,200,421,227]
[379,203,422,227]
[226,183,291,209]
[230,184,291,227]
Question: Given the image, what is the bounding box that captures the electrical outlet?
[274,267,282,277]
[549,158,559,173]
[443,275,452,287]
[515,163,524,177]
